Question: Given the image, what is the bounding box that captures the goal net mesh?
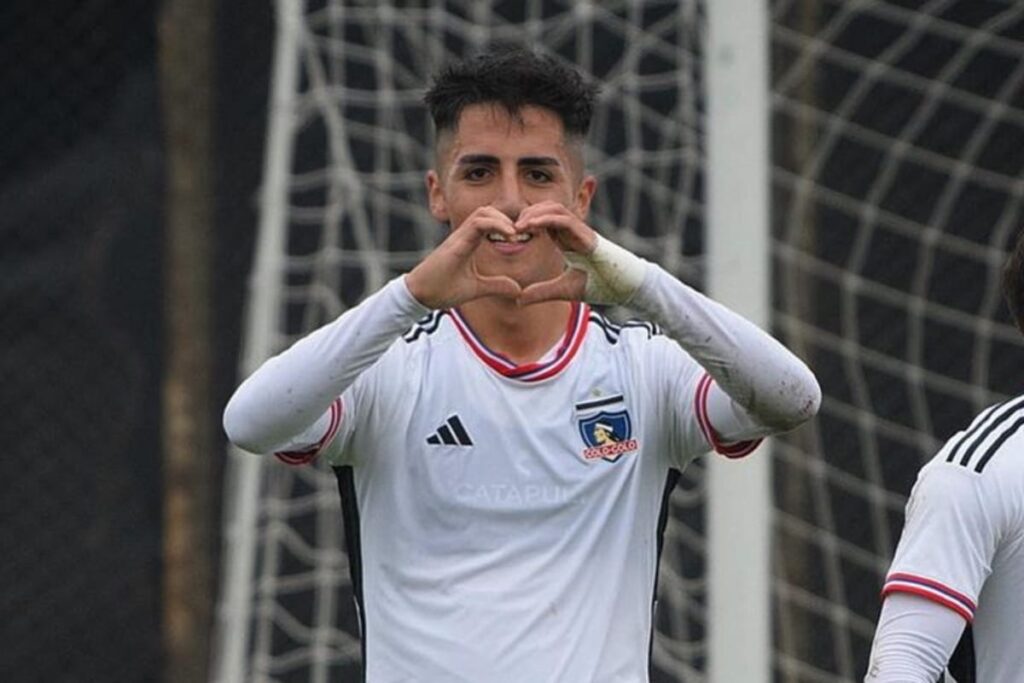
[772,1,1024,681]
[217,1,1024,682]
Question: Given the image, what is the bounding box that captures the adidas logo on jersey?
[426,415,474,446]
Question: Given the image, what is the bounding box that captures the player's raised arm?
[517,200,821,439]
[223,210,521,455]
[626,247,820,436]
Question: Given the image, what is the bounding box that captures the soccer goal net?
[772,1,1024,681]
[215,1,1024,682]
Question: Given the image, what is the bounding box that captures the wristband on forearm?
[564,234,649,305]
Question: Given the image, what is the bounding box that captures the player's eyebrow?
[455,154,562,168]
[456,154,498,166]
[517,156,561,167]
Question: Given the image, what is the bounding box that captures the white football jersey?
[882,396,1024,682]
[279,302,760,682]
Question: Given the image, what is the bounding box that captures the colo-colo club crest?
[578,410,640,463]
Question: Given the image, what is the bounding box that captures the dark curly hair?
[1002,229,1024,334]
[424,47,599,139]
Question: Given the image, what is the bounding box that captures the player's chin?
[477,264,548,291]
[474,250,563,283]
[479,265,531,286]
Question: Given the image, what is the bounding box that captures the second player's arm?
[863,593,965,682]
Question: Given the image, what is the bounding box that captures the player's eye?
[525,168,553,183]
[463,167,491,181]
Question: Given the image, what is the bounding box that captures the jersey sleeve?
[629,262,820,434]
[223,276,429,458]
[863,592,967,682]
[269,374,367,467]
[641,336,762,468]
[271,340,405,467]
[272,396,345,465]
[694,373,764,458]
[882,461,999,622]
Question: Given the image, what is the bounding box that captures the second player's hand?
[405,207,523,309]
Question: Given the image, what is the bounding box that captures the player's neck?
[457,297,574,366]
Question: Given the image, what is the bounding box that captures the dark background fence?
[3,1,1024,682]
[1,1,271,679]
[2,1,165,679]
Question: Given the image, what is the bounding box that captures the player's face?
[426,104,596,287]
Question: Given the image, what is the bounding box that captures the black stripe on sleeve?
[623,320,661,338]
[403,310,446,343]
[588,314,620,345]
[974,414,1024,472]
[957,401,1024,469]
[946,397,1022,464]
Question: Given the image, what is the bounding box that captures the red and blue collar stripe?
[448,302,589,382]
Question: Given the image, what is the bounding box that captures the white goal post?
[706,1,771,681]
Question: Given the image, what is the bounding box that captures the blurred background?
[2,0,269,680]
[2,1,1022,682]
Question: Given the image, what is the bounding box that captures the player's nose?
[492,175,527,221]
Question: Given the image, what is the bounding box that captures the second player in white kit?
[225,48,821,682]
[864,400,1024,683]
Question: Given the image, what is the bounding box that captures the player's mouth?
[486,232,533,243]
[487,231,534,254]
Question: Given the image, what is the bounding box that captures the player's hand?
[515,201,596,305]
[405,206,523,309]
[515,201,647,306]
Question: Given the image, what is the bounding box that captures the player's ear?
[574,175,597,219]
[425,170,449,222]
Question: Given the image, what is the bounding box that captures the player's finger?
[514,205,585,230]
[518,269,587,306]
[515,199,564,220]
[475,274,523,300]
[518,214,596,254]
[514,201,573,231]
[462,209,515,236]
[477,205,519,225]
[516,212,577,231]
[448,210,517,253]
[475,209,518,240]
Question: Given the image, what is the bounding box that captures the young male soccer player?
[864,232,1024,683]
[225,48,821,682]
